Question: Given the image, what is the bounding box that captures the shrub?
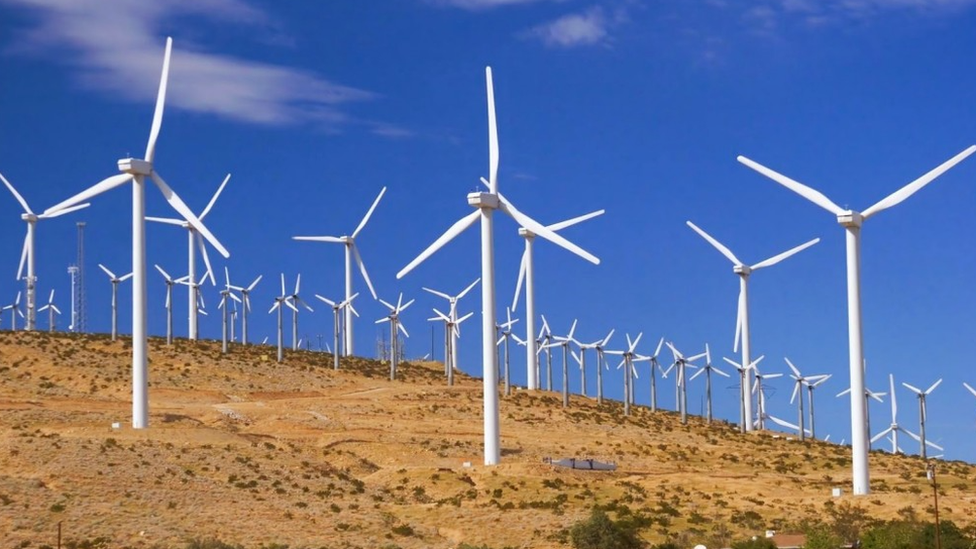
[569,508,644,549]
[731,537,777,549]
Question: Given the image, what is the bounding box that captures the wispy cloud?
[0,0,407,134]
[733,0,976,31]
[523,6,619,48]
[429,0,559,9]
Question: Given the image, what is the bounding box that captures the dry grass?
[0,330,974,548]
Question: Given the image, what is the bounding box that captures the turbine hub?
[467,192,499,210]
[518,227,535,238]
[733,265,752,276]
[118,158,153,175]
[837,210,863,228]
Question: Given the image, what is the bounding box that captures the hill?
[1,331,974,549]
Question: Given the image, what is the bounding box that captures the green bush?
[185,538,244,549]
[569,508,644,549]
[731,537,777,549]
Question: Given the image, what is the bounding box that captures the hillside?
[1,330,974,549]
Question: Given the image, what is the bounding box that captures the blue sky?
[2,0,976,464]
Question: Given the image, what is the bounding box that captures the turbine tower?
[686,220,818,432]
[738,145,975,494]
[293,187,386,356]
[45,37,229,429]
[397,67,599,465]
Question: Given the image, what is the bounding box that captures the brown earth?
[0,330,973,549]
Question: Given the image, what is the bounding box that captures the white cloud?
[0,0,404,133]
[524,7,611,48]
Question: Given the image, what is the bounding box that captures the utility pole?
[928,463,941,549]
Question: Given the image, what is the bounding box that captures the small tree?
[731,537,778,549]
[570,508,644,549]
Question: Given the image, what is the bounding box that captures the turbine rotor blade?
[145,37,172,162]
[737,156,845,216]
[546,209,606,232]
[485,66,499,192]
[150,172,230,258]
[353,186,387,239]
[0,172,32,214]
[199,173,231,220]
[686,221,742,265]
[45,173,133,215]
[497,193,599,265]
[397,210,480,279]
[751,237,821,270]
[862,145,976,219]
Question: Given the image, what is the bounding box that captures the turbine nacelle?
[468,191,499,209]
[732,264,752,276]
[118,158,153,176]
[837,211,863,228]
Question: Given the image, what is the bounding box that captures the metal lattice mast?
[75,222,87,333]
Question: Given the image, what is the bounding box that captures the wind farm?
[3,4,976,547]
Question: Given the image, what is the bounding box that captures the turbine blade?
[397,210,480,279]
[151,171,230,258]
[784,357,801,378]
[734,287,743,353]
[16,234,28,281]
[398,322,409,338]
[284,299,299,313]
[197,232,216,286]
[98,264,116,279]
[44,173,132,215]
[199,173,231,220]
[497,193,599,265]
[964,382,976,398]
[485,66,499,192]
[511,249,527,312]
[458,278,480,300]
[925,378,943,394]
[689,368,705,381]
[862,145,976,219]
[790,383,800,405]
[712,366,730,378]
[293,236,345,243]
[119,272,134,282]
[422,287,451,300]
[902,382,923,394]
[737,156,845,216]
[280,273,286,296]
[0,172,32,214]
[37,202,89,219]
[546,209,606,232]
[145,37,172,163]
[316,295,337,307]
[352,186,387,239]
[145,216,184,225]
[751,237,820,270]
[247,275,262,292]
[686,221,742,265]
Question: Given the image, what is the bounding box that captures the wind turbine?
[724,355,766,432]
[377,293,413,380]
[293,186,386,356]
[154,265,176,345]
[805,374,832,440]
[495,307,519,396]
[543,319,577,408]
[837,382,886,450]
[512,209,604,390]
[269,274,298,363]
[687,220,818,433]
[784,357,829,441]
[218,267,242,354]
[287,274,313,351]
[2,173,89,331]
[37,289,61,332]
[99,264,133,341]
[689,344,730,424]
[666,342,707,424]
[872,374,919,455]
[573,328,613,399]
[396,67,599,466]
[424,278,480,380]
[751,361,784,430]
[2,292,23,330]
[606,333,642,416]
[902,378,944,459]
[589,329,614,404]
[315,292,359,370]
[146,174,229,340]
[228,275,261,345]
[44,37,229,429]
[642,338,667,412]
[538,316,554,391]
[738,144,976,494]
[430,308,474,385]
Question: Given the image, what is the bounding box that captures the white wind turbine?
[837,382,886,451]
[154,265,176,345]
[44,38,229,429]
[396,67,599,465]
[2,292,23,330]
[37,289,61,332]
[146,174,229,340]
[538,316,554,391]
[804,373,832,440]
[293,186,386,356]
[723,355,766,431]
[587,329,615,404]
[687,220,818,433]
[228,275,261,345]
[641,338,667,412]
[689,344,730,424]
[315,292,359,370]
[872,374,919,455]
[751,361,784,430]
[430,308,474,385]
[424,278,480,380]
[495,308,519,396]
[269,274,298,363]
[572,328,613,399]
[784,357,829,442]
[512,209,604,390]
[964,383,976,401]
[287,274,313,351]
[738,144,976,494]
[543,319,577,408]
[606,333,643,416]
[218,267,242,354]
[99,264,133,341]
[377,293,413,380]
[666,342,707,424]
[902,378,944,459]
[2,173,89,331]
